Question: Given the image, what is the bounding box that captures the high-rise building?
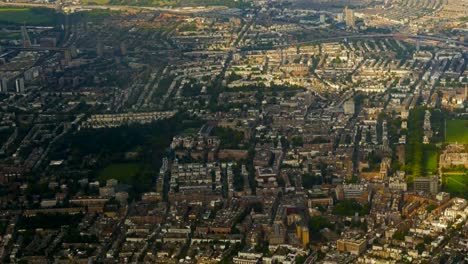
[345,7,355,28]
[64,49,72,65]
[120,41,127,56]
[0,78,8,93]
[414,176,439,194]
[70,45,78,57]
[96,41,104,57]
[15,78,25,94]
[296,225,309,248]
[301,226,309,248]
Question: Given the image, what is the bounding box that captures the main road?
[290,33,468,49]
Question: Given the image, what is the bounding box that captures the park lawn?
[180,127,199,136]
[406,107,424,177]
[442,173,468,198]
[446,119,468,144]
[0,7,56,25]
[98,163,143,184]
[424,146,438,175]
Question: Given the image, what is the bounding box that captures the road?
[6,32,465,55]
[0,1,227,14]
[32,114,85,170]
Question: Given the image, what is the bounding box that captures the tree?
[291,136,304,147]
[415,243,425,254]
[332,200,370,216]
[308,216,333,235]
[426,204,437,213]
[212,127,244,149]
[423,235,432,244]
[232,164,244,191]
[392,230,407,241]
[302,173,322,189]
[295,255,307,264]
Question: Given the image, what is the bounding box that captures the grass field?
[98,163,143,184]
[442,173,468,198]
[424,147,438,174]
[0,31,21,40]
[180,127,199,136]
[0,7,57,25]
[446,119,468,144]
[108,0,245,7]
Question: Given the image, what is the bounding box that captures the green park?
[440,118,467,198]
[0,7,58,25]
[442,173,468,199]
[98,163,144,184]
[405,108,440,179]
[445,119,468,144]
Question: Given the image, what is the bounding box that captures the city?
[0,0,466,263]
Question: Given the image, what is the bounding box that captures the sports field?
[0,7,57,25]
[98,163,143,184]
[446,119,468,144]
[442,173,468,198]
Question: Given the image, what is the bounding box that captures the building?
[15,78,25,94]
[320,14,326,23]
[440,144,468,168]
[403,201,420,216]
[436,192,450,203]
[253,149,273,167]
[99,187,115,198]
[120,41,127,56]
[233,252,262,264]
[336,13,344,23]
[81,111,176,129]
[255,167,277,187]
[64,49,72,65]
[389,179,407,191]
[337,237,367,255]
[345,7,355,28]
[0,78,7,93]
[343,99,355,115]
[170,162,221,193]
[232,252,263,264]
[268,223,286,245]
[296,225,310,248]
[414,176,439,194]
[96,41,104,57]
[336,184,371,203]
